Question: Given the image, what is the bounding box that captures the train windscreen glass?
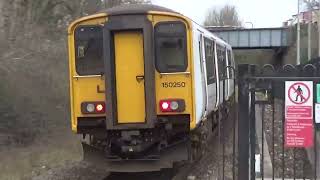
[155,22,187,73]
[74,26,104,75]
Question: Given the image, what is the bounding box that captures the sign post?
[316,84,320,127]
[317,84,320,103]
[285,81,314,148]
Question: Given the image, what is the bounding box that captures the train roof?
[101,4,231,48]
[100,4,178,15]
[192,22,232,49]
[70,5,232,49]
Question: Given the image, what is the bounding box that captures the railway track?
[175,105,237,180]
[104,170,175,180]
[103,105,237,180]
[31,108,236,180]
[102,132,225,180]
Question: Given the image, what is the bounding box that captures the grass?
[0,133,82,180]
[0,40,80,180]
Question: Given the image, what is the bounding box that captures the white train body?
[192,22,235,125]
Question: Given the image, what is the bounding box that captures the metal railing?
[237,63,319,180]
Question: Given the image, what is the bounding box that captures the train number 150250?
[161,82,186,88]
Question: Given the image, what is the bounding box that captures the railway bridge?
[207,27,289,49]
[207,27,291,66]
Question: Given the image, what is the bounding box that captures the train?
[67,4,235,172]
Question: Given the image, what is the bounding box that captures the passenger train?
[67,4,235,172]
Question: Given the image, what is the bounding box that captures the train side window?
[227,49,233,79]
[199,36,203,65]
[74,26,104,75]
[217,46,226,80]
[155,22,188,73]
[204,38,215,84]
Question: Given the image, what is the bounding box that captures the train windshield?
[155,22,187,73]
[74,26,104,75]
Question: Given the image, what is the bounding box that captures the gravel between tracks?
[32,120,236,180]
[31,161,109,180]
[182,107,237,180]
[32,107,237,180]
[263,99,313,178]
[28,99,319,179]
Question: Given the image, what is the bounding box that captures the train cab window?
[155,22,187,73]
[74,26,104,75]
[204,38,215,84]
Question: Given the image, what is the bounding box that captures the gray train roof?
[96,4,231,48]
[101,4,178,15]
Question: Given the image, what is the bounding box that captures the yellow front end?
[151,13,195,129]
[67,6,199,172]
[68,12,196,133]
[68,14,108,132]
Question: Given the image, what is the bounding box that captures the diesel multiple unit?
[67,4,235,172]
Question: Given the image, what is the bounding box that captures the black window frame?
[74,25,104,76]
[155,21,188,73]
[204,37,216,85]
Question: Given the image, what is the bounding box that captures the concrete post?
[297,0,301,64]
[308,12,312,60]
[318,0,320,57]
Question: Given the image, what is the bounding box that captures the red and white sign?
[285,81,314,148]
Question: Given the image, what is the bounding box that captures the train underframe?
[79,96,235,172]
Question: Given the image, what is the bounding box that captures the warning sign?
[286,82,311,106]
[285,81,314,148]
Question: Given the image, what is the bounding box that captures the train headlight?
[161,101,170,110]
[81,102,106,114]
[159,99,185,112]
[86,103,95,113]
[170,101,179,110]
[96,104,104,112]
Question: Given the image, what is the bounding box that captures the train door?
[114,31,145,124]
[226,49,232,100]
[225,48,230,100]
[194,30,208,123]
[103,16,156,129]
[227,49,235,97]
[204,38,217,112]
[216,45,226,105]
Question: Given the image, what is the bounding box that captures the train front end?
[67,5,196,172]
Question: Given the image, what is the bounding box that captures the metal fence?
[237,63,320,180]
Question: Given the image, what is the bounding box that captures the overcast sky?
[152,0,300,28]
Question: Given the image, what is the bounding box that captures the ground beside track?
[32,106,237,180]
[31,161,109,180]
[173,105,237,180]
[104,106,237,180]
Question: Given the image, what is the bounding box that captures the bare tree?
[204,5,242,27]
[303,0,319,9]
[0,0,152,42]
[103,0,151,8]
